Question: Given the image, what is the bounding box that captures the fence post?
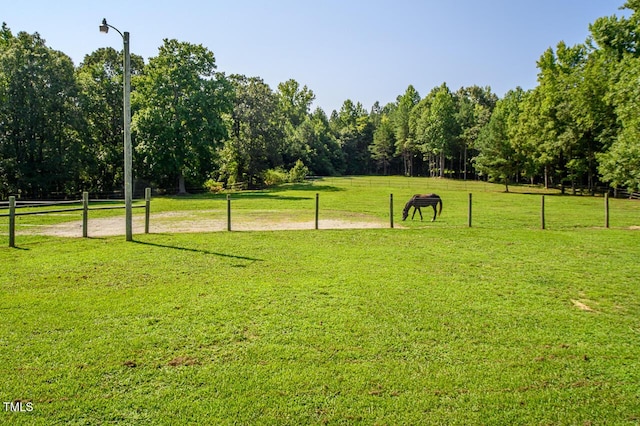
[82,192,89,238]
[315,193,319,230]
[145,187,151,234]
[9,196,15,248]
[227,194,231,231]
[389,194,394,229]
[468,193,473,228]
[604,193,609,229]
[541,195,546,230]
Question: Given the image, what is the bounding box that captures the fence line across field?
[1,188,151,247]
[223,192,612,233]
[0,199,84,208]
[0,189,620,247]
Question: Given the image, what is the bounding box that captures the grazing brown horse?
[402,194,443,221]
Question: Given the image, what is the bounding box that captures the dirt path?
[22,211,393,237]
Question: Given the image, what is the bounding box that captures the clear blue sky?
[2,0,630,113]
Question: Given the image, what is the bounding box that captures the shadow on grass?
[6,245,30,251]
[229,192,313,201]
[133,240,263,262]
[166,191,316,202]
[267,183,345,192]
[234,183,344,200]
[160,183,344,203]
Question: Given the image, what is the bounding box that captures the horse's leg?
[417,207,423,221]
[431,204,437,221]
[411,207,417,220]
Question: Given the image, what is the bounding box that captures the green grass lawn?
[1,177,639,424]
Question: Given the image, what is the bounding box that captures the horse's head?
[402,204,410,221]
[402,196,418,221]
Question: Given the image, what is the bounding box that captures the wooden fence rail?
[1,189,151,247]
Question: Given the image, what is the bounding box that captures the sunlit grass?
[1,177,639,424]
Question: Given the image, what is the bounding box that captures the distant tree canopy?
[1,1,640,197]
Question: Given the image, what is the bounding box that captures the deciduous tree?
[598,55,640,191]
[474,88,525,192]
[455,86,497,180]
[0,24,82,197]
[393,85,420,176]
[370,114,396,175]
[133,39,232,193]
[331,99,373,175]
[219,75,284,186]
[415,83,458,178]
[76,47,144,194]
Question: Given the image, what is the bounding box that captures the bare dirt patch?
[571,299,596,312]
[167,356,199,367]
[23,210,393,238]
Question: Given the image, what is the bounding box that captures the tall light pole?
[100,18,132,241]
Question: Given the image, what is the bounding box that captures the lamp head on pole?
[99,18,109,33]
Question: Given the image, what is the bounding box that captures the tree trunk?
[403,151,411,176]
[178,174,187,194]
[544,165,549,189]
[429,154,435,177]
[463,146,468,181]
[408,153,413,177]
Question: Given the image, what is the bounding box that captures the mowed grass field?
[1,177,639,424]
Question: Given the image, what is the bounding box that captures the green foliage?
[598,130,640,191]
[277,78,315,128]
[0,25,83,197]
[202,178,224,193]
[474,88,525,191]
[132,39,233,193]
[331,100,373,175]
[370,115,396,174]
[262,168,288,186]
[288,159,309,183]
[262,160,309,186]
[220,75,285,187]
[393,85,421,176]
[415,83,459,177]
[75,47,145,194]
[597,54,640,191]
[287,109,344,176]
[454,86,497,180]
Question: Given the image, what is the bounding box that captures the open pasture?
[1,177,639,424]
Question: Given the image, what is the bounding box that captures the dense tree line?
[1,1,639,198]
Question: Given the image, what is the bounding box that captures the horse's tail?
[438,196,443,216]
